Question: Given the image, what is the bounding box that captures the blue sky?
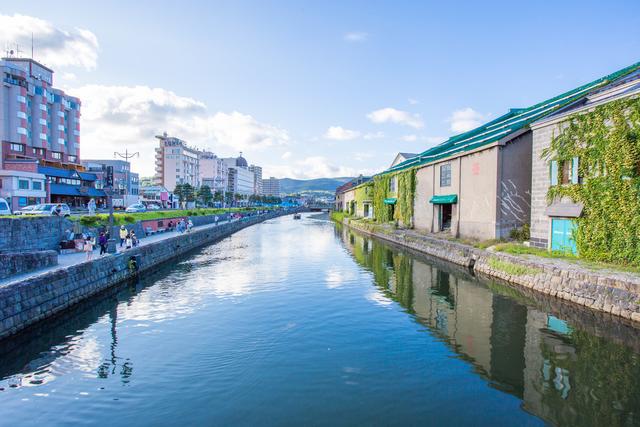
[2,1,640,178]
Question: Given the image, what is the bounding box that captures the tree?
[198,185,213,207]
[214,191,224,203]
[173,184,186,203]
[183,183,196,202]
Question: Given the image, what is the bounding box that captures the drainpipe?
[456,156,462,238]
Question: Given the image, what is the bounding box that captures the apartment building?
[154,133,200,190]
[248,165,263,195]
[222,155,255,196]
[198,150,228,193]
[262,177,280,197]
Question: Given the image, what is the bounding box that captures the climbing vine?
[542,96,640,264]
[371,169,416,227]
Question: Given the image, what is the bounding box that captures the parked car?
[26,203,72,217]
[13,205,39,215]
[125,203,147,213]
[0,198,12,215]
[146,203,161,210]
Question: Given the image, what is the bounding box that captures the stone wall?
[0,217,71,253]
[0,251,58,280]
[342,218,640,324]
[0,210,295,340]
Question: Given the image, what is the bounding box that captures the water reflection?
[337,225,640,427]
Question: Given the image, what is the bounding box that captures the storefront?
[39,166,106,208]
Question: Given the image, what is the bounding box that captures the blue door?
[551,219,577,254]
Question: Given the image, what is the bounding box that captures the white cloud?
[324,126,361,141]
[408,98,419,105]
[281,151,292,160]
[74,84,289,176]
[402,134,417,142]
[344,31,368,42]
[366,107,424,129]
[448,107,488,133]
[60,72,77,81]
[0,14,99,70]
[265,156,380,179]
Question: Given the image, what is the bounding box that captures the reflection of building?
[248,165,263,195]
[82,159,139,206]
[154,133,200,190]
[222,154,255,196]
[262,177,280,197]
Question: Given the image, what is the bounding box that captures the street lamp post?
[105,149,139,254]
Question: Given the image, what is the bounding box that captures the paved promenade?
[0,218,233,288]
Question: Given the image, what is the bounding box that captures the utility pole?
[114,149,139,207]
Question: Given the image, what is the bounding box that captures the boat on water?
[293,213,301,219]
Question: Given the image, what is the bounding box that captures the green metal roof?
[430,194,458,204]
[383,61,640,176]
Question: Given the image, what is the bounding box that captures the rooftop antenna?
[15,44,22,58]
[31,32,34,59]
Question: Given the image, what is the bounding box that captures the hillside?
[279,177,353,194]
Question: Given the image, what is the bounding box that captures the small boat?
[293,213,301,220]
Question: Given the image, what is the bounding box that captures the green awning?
[383,198,397,205]
[430,194,458,204]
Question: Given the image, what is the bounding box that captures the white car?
[146,204,161,210]
[0,198,12,215]
[26,203,72,217]
[125,203,147,213]
[13,205,39,215]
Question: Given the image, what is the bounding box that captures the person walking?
[98,231,108,255]
[187,219,193,233]
[131,230,138,247]
[125,233,133,250]
[88,198,96,215]
[84,236,94,261]
[119,225,127,247]
[214,215,219,226]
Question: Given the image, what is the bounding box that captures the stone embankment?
[342,218,640,324]
[0,210,296,340]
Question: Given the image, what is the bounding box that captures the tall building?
[248,165,263,195]
[262,177,280,197]
[198,150,228,194]
[0,56,104,209]
[154,133,200,191]
[222,154,255,196]
[82,159,140,206]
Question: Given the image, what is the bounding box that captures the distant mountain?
[279,177,353,194]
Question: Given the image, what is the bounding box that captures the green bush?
[509,223,530,241]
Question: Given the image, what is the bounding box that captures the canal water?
[1,214,639,426]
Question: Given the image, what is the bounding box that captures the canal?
[1,213,639,426]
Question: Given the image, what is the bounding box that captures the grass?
[487,257,542,276]
[73,207,261,227]
[330,210,349,223]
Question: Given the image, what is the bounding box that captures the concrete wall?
[496,133,533,238]
[0,216,72,253]
[0,251,57,279]
[413,147,500,240]
[530,123,559,248]
[342,188,356,213]
[0,210,295,340]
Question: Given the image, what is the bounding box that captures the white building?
[199,151,228,193]
[0,169,47,210]
[154,133,200,190]
[222,155,255,196]
[248,165,263,195]
[262,177,280,197]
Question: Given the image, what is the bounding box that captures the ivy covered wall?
[371,168,416,227]
[543,96,640,264]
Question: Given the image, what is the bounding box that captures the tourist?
[84,236,94,261]
[168,220,174,231]
[187,219,193,232]
[119,225,127,247]
[54,204,63,216]
[131,230,138,247]
[125,233,133,250]
[98,232,108,255]
[214,215,219,225]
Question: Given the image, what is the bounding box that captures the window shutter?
[571,157,579,184]
[550,160,558,185]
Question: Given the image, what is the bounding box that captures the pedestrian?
[54,204,63,216]
[131,230,138,247]
[119,225,127,247]
[187,219,193,232]
[125,233,133,250]
[88,198,96,215]
[98,231,108,255]
[84,236,94,260]
[168,220,174,231]
[214,215,219,225]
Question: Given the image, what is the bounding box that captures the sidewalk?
[0,218,234,288]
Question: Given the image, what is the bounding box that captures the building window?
[51,152,62,160]
[18,179,29,190]
[389,176,397,193]
[18,197,27,207]
[10,143,23,152]
[33,148,44,156]
[68,155,77,163]
[440,164,451,187]
[32,181,42,190]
